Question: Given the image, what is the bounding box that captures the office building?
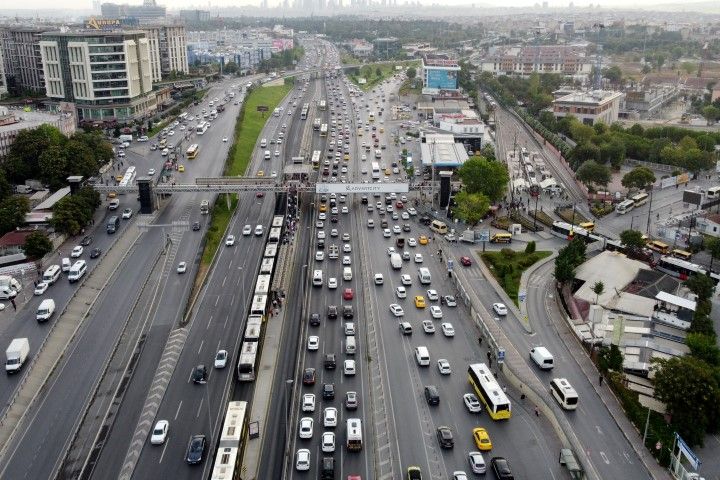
[39,30,155,123]
[142,25,189,82]
[552,90,624,126]
[179,10,210,22]
[422,55,460,93]
[372,37,400,59]
[0,106,76,157]
[0,26,51,94]
[100,0,166,22]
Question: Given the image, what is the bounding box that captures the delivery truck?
[390,253,402,270]
[0,275,21,300]
[6,338,29,374]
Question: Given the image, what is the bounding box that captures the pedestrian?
[520,393,526,400]
[599,374,604,387]
[478,336,483,346]
[502,385,507,393]
[10,298,16,311]
[486,351,491,361]
[34,280,38,288]
[534,406,539,417]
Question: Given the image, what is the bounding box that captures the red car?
[256,192,265,198]
[395,201,404,209]
[343,288,354,300]
[460,256,472,266]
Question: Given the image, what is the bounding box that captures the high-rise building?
[39,30,156,123]
[142,25,189,82]
[100,1,166,22]
[0,48,7,96]
[179,10,210,22]
[0,26,51,94]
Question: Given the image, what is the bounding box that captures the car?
[330,228,338,237]
[178,164,185,172]
[399,321,413,335]
[444,295,457,307]
[327,305,338,319]
[302,368,316,385]
[71,246,83,258]
[411,295,426,308]
[436,426,454,449]
[319,212,327,221]
[309,313,320,326]
[460,256,472,266]
[342,255,351,265]
[80,235,93,246]
[324,407,338,427]
[34,282,49,295]
[401,212,410,220]
[328,277,338,289]
[214,350,228,368]
[315,250,325,261]
[343,243,352,253]
[408,207,417,215]
[367,219,375,228]
[192,221,201,231]
[345,391,358,410]
[389,304,404,317]
[168,130,175,136]
[298,417,313,439]
[302,393,316,412]
[383,229,391,238]
[122,208,133,219]
[468,452,487,474]
[395,286,407,298]
[374,273,384,285]
[419,235,428,245]
[407,237,417,247]
[257,170,264,177]
[414,253,424,263]
[463,393,483,413]
[407,466,423,480]
[342,232,351,241]
[321,431,335,453]
[386,247,396,256]
[150,420,169,445]
[392,225,401,235]
[429,305,443,319]
[493,303,508,315]
[147,168,156,176]
[472,427,493,451]
[324,353,336,370]
[437,359,452,375]
[452,472,469,480]
[240,224,251,236]
[225,235,235,246]
[307,336,320,351]
[422,320,435,334]
[256,191,265,198]
[296,449,310,471]
[317,230,325,238]
[322,383,335,400]
[427,290,439,301]
[222,137,228,142]
[491,457,513,479]
[343,360,356,376]
[343,288,354,300]
[177,262,187,274]
[91,248,103,260]
[441,322,455,337]
[191,364,207,384]
[185,434,206,464]
[424,385,440,405]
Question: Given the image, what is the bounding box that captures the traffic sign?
[479,229,490,242]
[447,259,454,271]
[497,348,505,364]
[518,290,527,302]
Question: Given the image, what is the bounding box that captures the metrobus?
[210,401,248,480]
[186,144,199,159]
[272,215,284,228]
[255,274,271,295]
[118,166,136,194]
[371,162,381,180]
[320,123,328,137]
[630,192,649,207]
[250,294,268,318]
[196,121,209,135]
[467,363,512,420]
[244,315,263,342]
[237,341,259,381]
[319,100,327,111]
[656,256,720,284]
[264,244,277,258]
[615,199,634,214]
[346,418,362,451]
[311,150,321,170]
[313,118,321,131]
[300,103,309,120]
[268,227,282,243]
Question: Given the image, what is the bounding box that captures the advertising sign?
[315,183,409,194]
[426,69,458,90]
[85,17,121,30]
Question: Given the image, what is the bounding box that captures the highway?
[0,77,249,480]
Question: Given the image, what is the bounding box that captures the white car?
[430,305,443,319]
[214,349,228,368]
[324,407,338,427]
[274,150,280,157]
[315,251,325,261]
[318,212,327,221]
[342,233,351,241]
[271,171,278,178]
[392,225,401,234]
[177,262,187,274]
[34,282,49,295]
[298,417,313,439]
[468,451,487,474]
[422,320,435,334]
[452,472,468,480]
[389,304,404,317]
[343,359,356,376]
[401,212,410,220]
[395,286,407,298]
[242,225,252,236]
[254,225,264,236]
[437,359,452,375]
[374,273,384,285]
[150,420,169,445]
[463,393,483,413]
[414,253,424,263]
[328,277,338,289]
[317,230,326,239]
[302,393,316,412]
[321,432,335,453]
[407,238,417,247]
[400,274,412,286]
[307,335,320,351]
[408,207,417,215]
[225,235,235,246]
[444,295,457,307]
[343,243,351,253]
[342,255,351,265]
[71,246,83,258]
[493,303,508,315]
[427,289,439,301]
[330,229,338,237]
[441,322,455,337]
[383,229,391,238]
[222,137,228,142]
[147,168,156,176]
[295,448,310,471]
[387,247,396,256]
[168,130,175,136]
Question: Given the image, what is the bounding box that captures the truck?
[0,275,21,300]
[460,229,477,244]
[390,253,402,270]
[6,338,29,374]
[200,200,209,215]
[119,134,133,143]
[216,104,225,113]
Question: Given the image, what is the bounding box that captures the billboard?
[272,38,294,51]
[426,68,458,90]
[315,183,409,194]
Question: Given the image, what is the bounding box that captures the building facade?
[100,0,166,22]
[479,45,592,79]
[422,56,460,93]
[0,46,6,96]
[39,31,156,124]
[0,26,50,94]
[0,106,76,157]
[179,10,210,23]
[552,90,624,126]
[142,25,189,82]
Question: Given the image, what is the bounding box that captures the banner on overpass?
[315,183,409,194]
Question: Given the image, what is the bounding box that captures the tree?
[3,124,65,182]
[0,196,30,235]
[601,65,623,84]
[701,105,720,125]
[375,67,382,78]
[654,355,720,447]
[23,231,53,259]
[685,274,716,302]
[686,333,720,367]
[620,229,646,249]
[707,237,720,272]
[525,241,536,254]
[51,196,90,236]
[591,281,605,304]
[453,191,490,226]
[480,143,496,161]
[576,160,611,190]
[406,66,416,79]
[224,61,238,74]
[0,169,12,201]
[554,255,576,284]
[569,122,595,144]
[598,344,623,372]
[457,156,509,202]
[621,167,656,190]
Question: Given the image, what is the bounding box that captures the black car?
[192,365,207,384]
[342,305,354,319]
[491,457,514,479]
[403,224,411,232]
[302,368,316,385]
[424,385,440,406]
[309,313,321,326]
[90,248,102,259]
[185,435,206,464]
[324,353,336,370]
[361,195,368,204]
[317,239,325,250]
[330,216,338,223]
[192,221,201,231]
[322,383,335,400]
[80,236,93,246]
[327,305,338,320]
[419,216,432,226]
[436,426,454,449]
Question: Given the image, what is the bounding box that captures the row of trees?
[452,156,509,225]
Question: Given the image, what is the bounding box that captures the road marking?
[215,295,220,307]
[206,315,213,330]
[158,437,169,463]
[600,451,609,464]
[174,401,183,420]
[197,340,204,356]
[222,275,227,287]
[196,397,204,418]
[224,314,229,329]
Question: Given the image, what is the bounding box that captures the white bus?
[550,378,579,410]
[630,192,649,207]
[468,363,512,420]
[346,418,362,451]
[210,401,248,480]
[237,342,258,382]
[615,199,634,214]
[371,162,381,180]
[255,274,271,295]
[250,294,268,317]
[196,121,209,135]
[311,150,321,170]
[118,166,136,190]
[320,123,328,137]
[244,315,263,342]
[313,118,321,131]
[178,112,188,122]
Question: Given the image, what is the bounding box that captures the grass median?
[347,61,419,91]
[481,248,552,305]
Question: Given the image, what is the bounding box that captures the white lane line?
[174,401,183,420]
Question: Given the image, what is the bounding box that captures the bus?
[210,401,248,480]
[186,144,199,159]
[313,118,321,131]
[467,363,512,420]
[319,100,327,111]
[550,378,578,411]
[237,341,258,381]
[707,186,720,200]
[320,123,328,137]
[268,227,282,243]
[250,294,268,318]
[255,274,271,295]
[371,162,381,180]
[646,240,670,255]
[272,215,284,229]
[264,244,277,258]
[615,199,634,214]
[178,112,188,123]
[244,315,263,342]
[118,166,136,191]
[656,256,720,283]
[300,103,309,120]
[346,418,362,451]
[311,150,321,170]
[630,192,649,207]
[196,121,209,135]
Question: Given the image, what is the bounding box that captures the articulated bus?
[468,363,512,420]
[255,274,271,296]
[346,418,362,451]
[630,192,649,207]
[118,166,136,194]
[311,150,321,170]
[196,121,209,135]
[656,256,720,284]
[186,144,199,159]
[313,118,321,131]
[210,401,248,480]
[250,295,268,319]
[320,123,328,137]
[300,103,309,120]
[237,341,259,382]
[244,315,263,342]
[319,100,327,111]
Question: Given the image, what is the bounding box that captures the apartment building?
[552,90,624,126]
[479,45,592,79]
[0,26,51,94]
[142,25,189,82]
[39,30,155,123]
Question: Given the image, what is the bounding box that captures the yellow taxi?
[319,203,327,213]
[472,427,492,451]
[379,127,385,133]
[115,174,124,182]
[107,191,117,199]
[414,296,426,309]
[384,168,392,176]
[344,154,350,161]
[178,165,185,172]
[257,170,265,177]
[357,129,363,136]
[418,235,428,245]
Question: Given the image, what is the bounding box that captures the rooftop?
[34,187,70,211]
[554,90,624,106]
[0,110,71,135]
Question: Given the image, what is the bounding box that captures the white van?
[312,269,323,287]
[550,378,578,410]
[42,265,61,285]
[343,267,352,281]
[414,346,430,366]
[260,138,267,148]
[68,260,87,283]
[36,298,55,322]
[345,335,356,355]
[530,346,554,370]
[418,267,431,285]
[264,150,271,160]
[61,258,72,273]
